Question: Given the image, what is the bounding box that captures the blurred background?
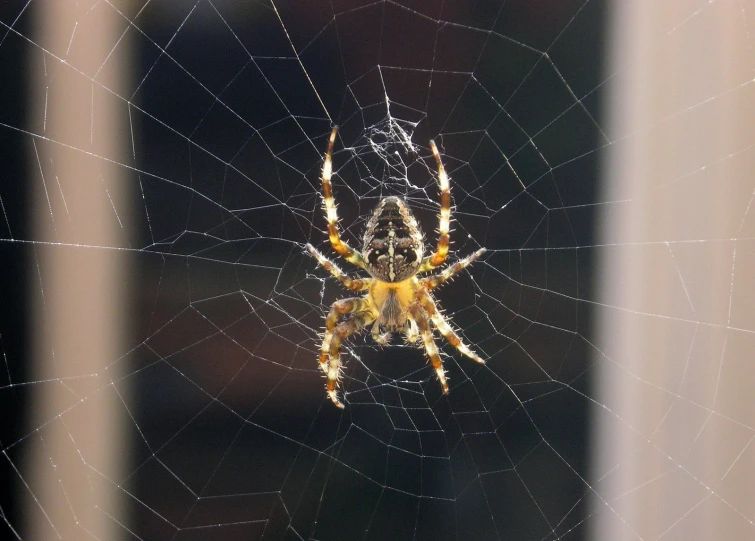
[1,1,754,540]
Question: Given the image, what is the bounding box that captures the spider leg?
[319,127,366,269]
[326,310,375,408]
[306,244,369,292]
[421,248,486,290]
[416,288,484,364]
[404,318,419,343]
[408,302,449,394]
[420,140,452,272]
[320,297,370,370]
[371,322,391,345]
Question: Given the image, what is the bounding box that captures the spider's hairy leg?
[408,302,449,394]
[320,297,370,369]
[319,127,366,269]
[416,288,484,364]
[422,248,486,290]
[421,140,452,271]
[404,318,419,343]
[371,322,391,345]
[327,311,375,408]
[306,244,369,292]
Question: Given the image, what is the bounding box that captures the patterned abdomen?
[362,196,425,282]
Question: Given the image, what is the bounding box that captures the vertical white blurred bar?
[592,1,755,540]
[26,0,131,539]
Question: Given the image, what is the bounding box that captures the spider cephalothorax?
[307,127,486,408]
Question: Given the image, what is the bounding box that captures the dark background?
[0,1,31,535]
[1,1,606,539]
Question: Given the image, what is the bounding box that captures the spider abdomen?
[363,196,425,282]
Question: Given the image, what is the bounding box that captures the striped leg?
[326,311,375,408]
[416,288,484,364]
[421,248,486,290]
[319,127,366,269]
[404,318,420,343]
[408,302,449,394]
[320,297,370,370]
[306,244,369,292]
[371,322,391,345]
[420,140,452,271]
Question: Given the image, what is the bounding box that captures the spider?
[307,127,486,408]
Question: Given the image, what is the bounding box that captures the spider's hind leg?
[420,140,452,272]
[318,127,366,269]
[421,248,486,287]
[306,244,369,292]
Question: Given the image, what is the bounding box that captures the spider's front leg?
[325,310,375,408]
[405,319,420,343]
[320,297,370,369]
[416,288,484,364]
[371,322,391,345]
[408,302,449,394]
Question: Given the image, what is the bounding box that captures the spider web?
[1,1,754,540]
